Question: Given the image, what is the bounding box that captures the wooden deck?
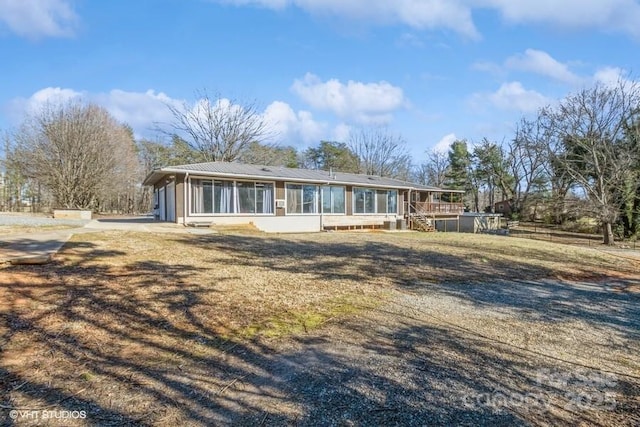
[412,202,465,215]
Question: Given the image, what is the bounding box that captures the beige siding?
[175,174,185,224]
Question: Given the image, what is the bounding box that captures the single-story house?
[142,162,465,233]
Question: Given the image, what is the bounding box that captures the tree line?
[1,81,638,244]
[0,93,415,216]
[432,79,640,244]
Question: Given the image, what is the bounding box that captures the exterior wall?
[435,218,460,232]
[156,172,428,231]
[494,200,512,216]
[323,214,399,228]
[175,174,185,224]
[435,214,501,233]
[345,186,353,215]
[154,177,178,223]
[187,215,321,233]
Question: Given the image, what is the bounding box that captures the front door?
[166,182,175,222]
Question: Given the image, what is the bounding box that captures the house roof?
[142,161,464,193]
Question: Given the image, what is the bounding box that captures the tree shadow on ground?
[178,233,570,285]
[423,278,640,342]
[0,234,638,426]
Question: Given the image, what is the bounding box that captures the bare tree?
[8,101,139,210]
[542,79,640,244]
[507,118,551,219]
[348,127,412,179]
[415,150,448,187]
[165,90,271,162]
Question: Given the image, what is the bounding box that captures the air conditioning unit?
[275,199,286,209]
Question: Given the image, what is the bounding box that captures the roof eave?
[143,167,465,193]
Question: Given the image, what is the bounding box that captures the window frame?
[321,185,346,215]
[188,176,275,216]
[353,187,399,215]
[285,182,319,215]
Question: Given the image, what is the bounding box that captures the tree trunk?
[603,222,615,245]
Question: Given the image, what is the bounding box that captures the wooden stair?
[411,214,435,232]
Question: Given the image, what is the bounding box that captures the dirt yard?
[1,231,639,426]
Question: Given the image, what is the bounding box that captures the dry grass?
[0,230,638,425]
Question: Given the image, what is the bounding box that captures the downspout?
[183,173,189,226]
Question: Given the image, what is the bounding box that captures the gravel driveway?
[214,279,640,426]
[0,213,88,228]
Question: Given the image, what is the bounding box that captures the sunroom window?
[354,188,376,214]
[190,179,272,214]
[286,184,318,214]
[321,186,345,214]
[354,187,398,214]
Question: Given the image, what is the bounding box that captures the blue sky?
[1,0,639,160]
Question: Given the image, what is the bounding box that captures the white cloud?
[10,88,331,145]
[480,0,640,38]
[94,89,182,132]
[592,66,633,88]
[263,101,325,145]
[9,88,183,138]
[432,133,457,153]
[0,0,78,39]
[217,0,479,38]
[332,123,351,142]
[217,0,640,39]
[504,49,580,84]
[8,87,82,121]
[291,73,406,124]
[471,82,549,113]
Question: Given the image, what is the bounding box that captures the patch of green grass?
[238,295,384,339]
[79,372,94,382]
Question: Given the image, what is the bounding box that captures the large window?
[387,190,398,214]
[353,188,398,214]
[213,180,234,214]
[190,179,272,214]
[192,179,214,214]
[237,181,256,213]
[286,184,318,214]
[321,186,345,214]
[255,183,274,214]
[354,188,376,214]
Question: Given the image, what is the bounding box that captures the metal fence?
[506,222,638,250]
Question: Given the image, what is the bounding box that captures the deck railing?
[408,202,465,215]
